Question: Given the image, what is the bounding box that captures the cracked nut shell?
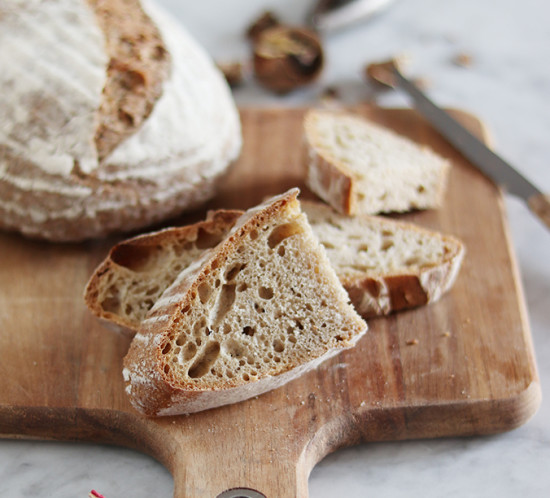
[252,25,324,94]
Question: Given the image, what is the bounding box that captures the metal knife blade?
[308,0,395,32]
[368,60,550,230]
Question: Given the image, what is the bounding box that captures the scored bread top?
[303,201,465,317]
[304,109,450,215]
[89,0,170,162]
[123,189,367,416]
[0,0,241,241]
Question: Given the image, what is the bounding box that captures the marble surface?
[1,0,549,496]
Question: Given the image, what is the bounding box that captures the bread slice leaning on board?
[0,0,241,241]
[301,201,465,318]
[304,109,450,215]
[84,209,243,336]
[122,189,367,416]
[85,198,464,336]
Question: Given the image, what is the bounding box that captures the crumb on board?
[412,77,431,90]
[452,52,473,67]
[320,85,340,101]
[406,338,419,346]
[216,61,246,87]
[442,331,451,338]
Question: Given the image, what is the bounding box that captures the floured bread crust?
[123,190,367,416]
[0,0,241,241]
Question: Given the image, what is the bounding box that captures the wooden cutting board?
[0,107,540,497]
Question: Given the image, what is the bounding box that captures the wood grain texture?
[0,107,540,497]
[528,192,550,229]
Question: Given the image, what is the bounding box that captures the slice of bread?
[303,201,465,317]
[304,109,450,215]
[84,199,464,334]
[84,210,242,335]
[122,189,367,416]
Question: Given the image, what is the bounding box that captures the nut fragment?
[452,52,473,67]
[217,61,245,88]
[246,11,280,42]
[365,55,409,88]
[253,25,324,94]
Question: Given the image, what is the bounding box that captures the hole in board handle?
[217,488,267,498]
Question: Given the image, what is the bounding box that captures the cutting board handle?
[170,446,308,498]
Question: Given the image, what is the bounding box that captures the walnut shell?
[253,26,324,94]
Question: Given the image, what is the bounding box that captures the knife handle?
[528,193,550,230]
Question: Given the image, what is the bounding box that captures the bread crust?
[302,200,465,317]
[0,0,241,241]
[84,210,242,335]
[341,245,464,317]
[307,146,356,214]
[304,109,449,215]
[123,191,302,415]
[122,190,367,416]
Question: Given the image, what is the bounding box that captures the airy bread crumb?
[304,109,451,215]
[122,189,367,415]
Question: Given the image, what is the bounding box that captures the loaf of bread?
[122,189,367,415]
[304,109,450,215]
[302,201,465,317]
[0,0,241,241]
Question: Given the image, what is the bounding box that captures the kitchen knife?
[367,59,550,230]
[308,0,395,32]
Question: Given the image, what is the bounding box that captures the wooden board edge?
[0,405,178,469]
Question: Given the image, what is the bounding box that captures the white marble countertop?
[1,0,549,496]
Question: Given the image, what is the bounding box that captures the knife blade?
[308,0,395,32]
[367,59,550,230]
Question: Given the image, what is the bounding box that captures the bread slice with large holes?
[84,201,464,335]
[304,109,450,215]
[302,201,465,317]
[122,189,367,416]
[84,210,242,335]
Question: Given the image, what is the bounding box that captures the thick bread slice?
[84,210,242,335]
[304,109,450,215]
[303,201,465,317]
[0,0,241,241]
[84,201,464,334]
[122,189,367,416]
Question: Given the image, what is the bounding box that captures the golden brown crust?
[304,110,357,215]
[306,150,356,214]
[340,235,464,318]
